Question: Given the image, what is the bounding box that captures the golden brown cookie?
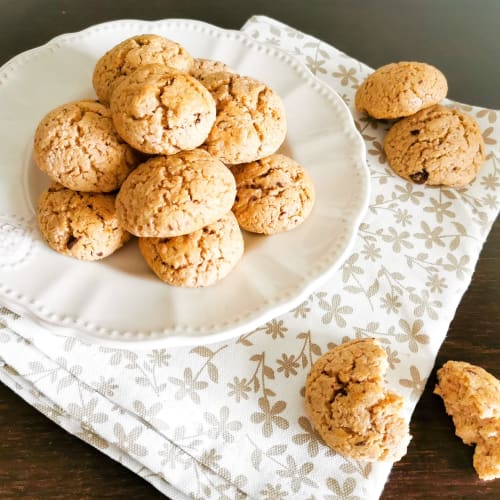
[305,338,411,462]
[37,183,130,261]
[139,211,244,287]
[201,72,287,164]
[92,34,194,104]
[110,64,216,155]
[116,149,236,237]
[33,100,140,192]
[384,105,485,187]
[190,58,232,81]
[231,154,315,234]
[435,361,500,480]
[355,61,448,119]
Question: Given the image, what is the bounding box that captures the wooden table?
[1,1,498,498]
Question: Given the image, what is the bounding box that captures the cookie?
[384,105,484,187]
[37,183,130,261]
[201,72,287,164]
[110,64,216,155]
[355,61,448,119]
[305,338,411,462]
[33,100,139,192]
[139,211,244,287]
[435,361,500,480]
[92,34,194,104]
[116,149,236,237]
[190,58,232,81]
[231,154,315,234]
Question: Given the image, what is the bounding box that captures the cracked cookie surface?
[116,149,236,237]
[435,360,500,480]
[37,183,131,261]
[190,58,232,81]
[92,34,194,104]
[305,338,411,462]
[384,104,485,187]
[201,72,287,164]
[110,64,216,155]
[139,211,244,287]
[355,61,448,119]
[231,154,315,234]
[34,100,140,192]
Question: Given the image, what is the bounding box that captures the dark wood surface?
[0,1,499,498]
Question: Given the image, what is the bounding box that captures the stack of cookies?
[34,34,315,287]
[355,61,485,187]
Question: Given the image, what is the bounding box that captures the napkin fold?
[1,15,499,500]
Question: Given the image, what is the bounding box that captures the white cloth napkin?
[1,15,499,500]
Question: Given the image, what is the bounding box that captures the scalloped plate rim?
[0,18,370,348]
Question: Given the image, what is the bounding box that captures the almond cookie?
[190,58,232,81]
[355,61,448,119]
[231,154,315,234]
[139,211,244,287]
[110,64,216,155]
[384,105,485,187]
[116,149,236,237]
[92,34,194,104]
[435,361,500,480]
[201,72,287,164]
[305,338,411,462]
[37,183,130,261]
[33,100,139,192]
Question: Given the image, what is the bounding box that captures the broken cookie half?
[435,360,500,481]
[305,338,411,462]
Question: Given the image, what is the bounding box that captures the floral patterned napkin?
[1,15,499,500]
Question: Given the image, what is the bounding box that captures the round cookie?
[110,64,216,155]
[139,211,244,287]
[116,149,236,237]
[384,104,485,187]
[305,338,411,462]
[201,72,287,164]
[37,183,131,261]
[190,58,232,81]
[92,34,194,104]
[231,154,315,234]
[355,61,448,119]
[33,100,140,192]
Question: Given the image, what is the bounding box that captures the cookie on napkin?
[355,61,448,119]
[384,104,485,187]
[305,338,411,462]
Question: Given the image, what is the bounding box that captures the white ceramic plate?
[0,19,369,347]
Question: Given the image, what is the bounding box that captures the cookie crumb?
[435,360,500,481]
